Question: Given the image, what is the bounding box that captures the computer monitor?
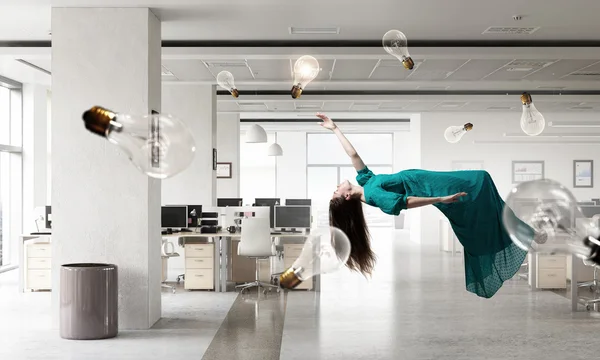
[45,205,52,229]
[254,198,281,228]
[217,198,243,207]
[161,206,188,228]
[285,199,312,206]
[187,205,203,227]
[274,205,311,229]
[577,201,596,206]
[579,205,600,218]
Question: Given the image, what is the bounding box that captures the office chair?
[235,217,280,294]
[161,239,180,294]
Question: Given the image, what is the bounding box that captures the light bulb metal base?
[279,267,302,289]
[584,237,600,266]
[291,85,303,99]
[521,92,532,105]
[402,57,415,70]
[230,88,239,98]
[82,106,117,137]
[464,123,474,131]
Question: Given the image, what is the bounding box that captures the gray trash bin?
[60,263,118,340]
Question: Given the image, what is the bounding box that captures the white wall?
[22,84,48,233]
[276,131,307,199]
[420,111,600,247]
[216,113,240,198]
[161,84,216,205]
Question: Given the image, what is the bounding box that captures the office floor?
[1,229,600,360]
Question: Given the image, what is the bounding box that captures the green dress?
[356,166,529,298]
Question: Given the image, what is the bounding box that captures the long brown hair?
[329,197,376,276]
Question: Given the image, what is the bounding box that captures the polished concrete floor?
[2,229,600,359]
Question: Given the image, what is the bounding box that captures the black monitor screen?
[187,205,203,227]
[580,205,600,218]
[285,199,312,206]
[45,205,52,229]
[217,198,243,207]
[274,206,311,228]
[161,206,188,228]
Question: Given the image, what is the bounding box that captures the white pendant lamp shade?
[267,143,283,156]
[246,124,267,143]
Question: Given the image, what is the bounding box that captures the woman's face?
[333,180,352,200]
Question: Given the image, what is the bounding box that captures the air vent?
[483,26,540,35]
[378,102,408,110]
[350,102,381,111]
[237,102,268,111]
[506,67,533,72]
[203,60,248,68]
[570,106,594,110]
[294,102,323,110]
[570,72,600,76]
[416,85,450,90]
[537,86,567,90]
[437,102,467,109]
[289,27,340,35]
[487,106,515,110]
[507,60,555,68]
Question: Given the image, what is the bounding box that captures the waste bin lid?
[61,263,117,269]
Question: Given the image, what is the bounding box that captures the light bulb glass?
[83,106,196,179]
[503,179,600,262]
[382,30,414,70]
[520,93,545,136]
[279,227,351,289]
[444,123,473,143]
[216,70,239,98]
[291,55,320,99]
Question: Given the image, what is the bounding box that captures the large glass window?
[0,82,23,270]
[307,133,394,228]
[240,132,276,204]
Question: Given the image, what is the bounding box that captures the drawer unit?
[184,243,214,290]
[535,254,567,289]
[185,269,214,290]
[25,243,52,291]
[284,244,312,290]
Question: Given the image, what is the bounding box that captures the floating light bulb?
[82,106,196,179]
[279,227,351,289]
[382,30,414,70]
[503,179,600,265]
[520,92,545,136]
[291,55,320,99]
[444,123,473,143]
[216,71,239,98]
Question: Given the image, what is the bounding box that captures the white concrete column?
[51,8,162,330]
[22,84,49,233]
[161,84,217,205]
[216,113,240,198]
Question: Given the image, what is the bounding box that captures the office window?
[240,132,276,204]
[0,83,23,269]
[307,133,393,165]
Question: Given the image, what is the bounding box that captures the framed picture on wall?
[452,160,484,171]
[216,162,232,179]
[574,160,593,188]
[512,161,544,183]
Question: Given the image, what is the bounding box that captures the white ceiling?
[2,0,600,114]
[2,0,600,41]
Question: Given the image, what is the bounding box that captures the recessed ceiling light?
[487,106,515,110]
[506,67,533,72]
[289,27,340,35]
[537,86,567,89]
[482,26,540,35]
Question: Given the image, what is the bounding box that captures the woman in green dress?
[318,113,530,298]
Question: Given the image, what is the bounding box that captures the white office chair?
[161,239,180,294]
[235,217,280,294]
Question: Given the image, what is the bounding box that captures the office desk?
[19,234,52,292]
[163,232,318,293]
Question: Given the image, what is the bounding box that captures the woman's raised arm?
[316,113,366,171]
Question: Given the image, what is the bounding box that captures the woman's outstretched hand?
[440,192,468,204]
[317,113,337,130]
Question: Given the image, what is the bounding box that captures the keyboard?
[31,232,51,235]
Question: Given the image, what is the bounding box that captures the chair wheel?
[176,279,181,284]
[263,289,268,295]
[172,288,176,294]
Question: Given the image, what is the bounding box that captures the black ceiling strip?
[4,40,600,48]
[240,118,410,123]
[218,90,600,96]
[163,40,600,48]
